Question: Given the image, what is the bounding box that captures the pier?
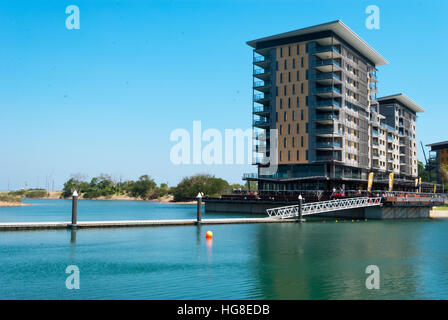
[0,217,296,231]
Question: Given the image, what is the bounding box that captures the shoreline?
[0,201,31,207]
[430,210,448,218]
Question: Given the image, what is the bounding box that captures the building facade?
[427,141,448,184]
[245,21,424,192]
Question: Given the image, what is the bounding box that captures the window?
[292,84,295,95]
[288,72,291,82]
[301,57,304,68]
[288,124,290,134]
[288,46,291,56]
[296,123,300,134]
[279,125,282,135]
[280,47,283,57]
[296,96,300,107]
[284,60,287,69]
[301,136,304,147]
[288,98,291,108]
[301,83,304,94]
[280,151,282,161]
[280,73,283,83]
[296,70,300,81]
[306,123,308,133]
[301,109,304,120]
[292,136,295,147]
[292,111,295,121]
[292,59,295,69]
[280,98,282,109]
[284,137,286,148]
[296,45,300,55]
[306,70,308,80]
[297,150,300,160]
[283,112,286,121]
[288,150,290,161]
[306,150,308,160]
[284,86,287,95]
[306,96,308,106]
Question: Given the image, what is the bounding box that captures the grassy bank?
[434,204,448,211]
[0,194,23,207]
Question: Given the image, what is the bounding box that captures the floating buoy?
[335,220,338,223]
[351,220,354,223]
[206,231,213,239]
[365,219,368,222]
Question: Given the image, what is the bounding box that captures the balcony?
[253,81,271,93]
[313,72,342,85]
[312,45,341,60]
[314,114,339,123]
[253,68,270,81]
[253,118,270,128]
[316,155,342,162]
[369,72,378,82]
[315,99,341,110]
[253,55,270,68]
[253,93,270,104]
[315,128,342,136]
[312,59,342,72]
[315,142,342,149]
[372,129,379,136]
[314,86,342,98]
[253,105,271,115]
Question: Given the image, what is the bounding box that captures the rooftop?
[246,20,388,66]
[378,94,425,113]
[426,141,448,150]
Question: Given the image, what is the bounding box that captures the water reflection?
[254,220,422,299]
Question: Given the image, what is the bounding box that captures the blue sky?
[0,0,447,190]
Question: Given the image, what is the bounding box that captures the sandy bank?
[0,201,30,207]
[430,210,448,218]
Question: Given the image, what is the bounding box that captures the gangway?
[266,197,382,219]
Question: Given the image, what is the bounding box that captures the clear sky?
[1,0,447,190]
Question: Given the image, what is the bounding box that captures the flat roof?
[378,93,425,113]
[246,20,388,66]
[426,141,448,149]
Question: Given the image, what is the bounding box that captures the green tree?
[128,175,158,199]
[173,174,230,201]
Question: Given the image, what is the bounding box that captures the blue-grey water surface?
[1,199,448,299]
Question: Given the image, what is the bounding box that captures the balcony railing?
[315,99,341,107]
[254,69,268,75]
[254,81,271,88]
[312,59,342,68]
[314,72,342,81]
[315,114,339,121]
[316,142,342,148]
[253,119,269,126]
[253,105,271,113]
[253,93,270,101]
[254,56,269,63]
[312,45,341,54]
[316,155,342,161]
[372,129,379,136]
[314,86,341,94]
[316,128,341,135]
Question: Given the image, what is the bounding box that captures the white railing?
[266,197,382,219]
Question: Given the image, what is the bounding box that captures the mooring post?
[196,192,202,225]
[297,194,303,223]
[71,190,78,228]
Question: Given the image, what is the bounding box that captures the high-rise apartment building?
[244,21,424,192]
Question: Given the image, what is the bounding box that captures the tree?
[128,175,158,199]
[172,174,230,201]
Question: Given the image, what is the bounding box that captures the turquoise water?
[1,199,448,299]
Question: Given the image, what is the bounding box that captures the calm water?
[1,199,448,299]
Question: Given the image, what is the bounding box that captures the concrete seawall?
[205,199,434,219]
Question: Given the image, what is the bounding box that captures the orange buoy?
[206,231,213,239]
